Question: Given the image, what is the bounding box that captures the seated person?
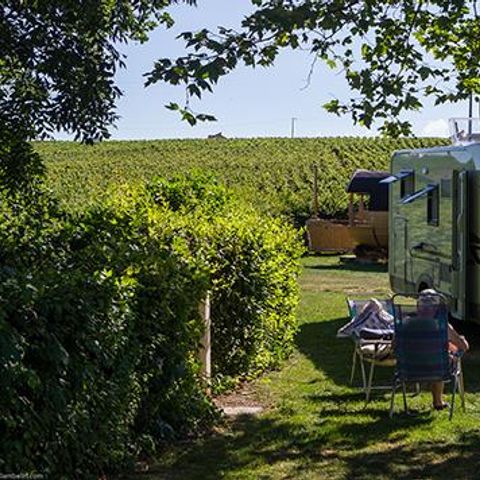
[417,290,469,410]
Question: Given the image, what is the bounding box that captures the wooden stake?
[198,292,211,391]
[312,163,319,217]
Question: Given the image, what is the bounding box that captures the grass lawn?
[131,255,480,479]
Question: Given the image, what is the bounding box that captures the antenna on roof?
[449,94,480,144]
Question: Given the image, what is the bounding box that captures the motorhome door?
[392,216,408,282]
[451,170,468,319]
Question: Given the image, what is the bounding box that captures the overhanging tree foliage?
[1,0,196,143]
[147,0,480,136]
[3,1,479,146]
[1,1,196,191]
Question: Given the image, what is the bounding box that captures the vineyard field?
[38,137,448,221]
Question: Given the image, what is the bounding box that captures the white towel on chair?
[337,299,394,338]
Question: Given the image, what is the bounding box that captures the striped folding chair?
[340,294,395,401]
[389,293,465,420]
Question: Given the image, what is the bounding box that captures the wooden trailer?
[306,168,389,253]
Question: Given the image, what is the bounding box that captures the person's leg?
[431,381,446,408]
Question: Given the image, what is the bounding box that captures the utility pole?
[291,117,297,138]
[469,93,473,137]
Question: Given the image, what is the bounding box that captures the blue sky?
[86,1,471,140]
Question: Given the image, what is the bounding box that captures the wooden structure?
[306,218,357,252]
[307,167,389,253]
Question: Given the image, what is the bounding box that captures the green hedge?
[146,173,302,384]
[0,173,302,478]
[0,187,214,476]
[208,213,301,384]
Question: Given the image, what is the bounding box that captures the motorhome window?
[400,173,415,199]
[441,179,451,198]
[427,186,439,226]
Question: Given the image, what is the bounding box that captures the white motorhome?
[386,118,480,322]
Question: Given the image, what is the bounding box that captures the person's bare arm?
[448,323,469,351]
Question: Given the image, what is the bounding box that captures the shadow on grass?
[350,429,480,479]
[305,262,388,274]
[135,413,480,480]
[339,430,480,480]
[295,317,354,387]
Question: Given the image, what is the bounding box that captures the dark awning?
[345,169,390,211]
[379,170,414,184]
[401,184,437,205]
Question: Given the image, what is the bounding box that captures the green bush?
[147,169,231,212]
[208,212,302,385]
[0,173,302,478]
[0,186,215,477]
[145,173,303,383]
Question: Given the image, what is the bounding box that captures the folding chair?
[342,295,395,402]
[389,293,465,420]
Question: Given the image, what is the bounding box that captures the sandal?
[433,402,450,411]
